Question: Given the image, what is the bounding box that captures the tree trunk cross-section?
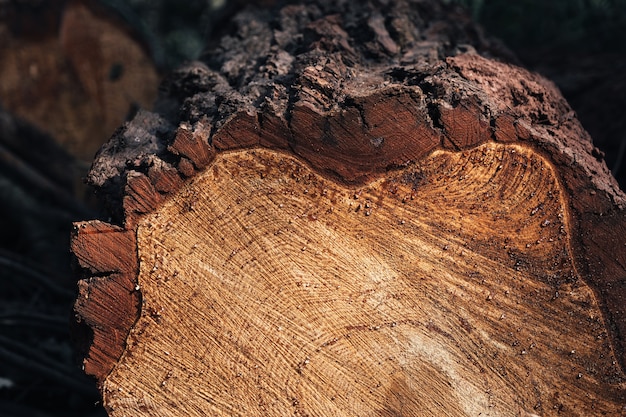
[72,0,626,416]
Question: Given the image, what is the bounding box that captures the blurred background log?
[0,1,159,416]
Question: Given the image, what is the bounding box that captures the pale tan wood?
[100,144,624,416]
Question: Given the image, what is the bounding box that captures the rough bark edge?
[72,0,626,387]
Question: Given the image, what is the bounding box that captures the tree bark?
[72,0,626,415]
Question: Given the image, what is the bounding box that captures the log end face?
[99,144,626,416]
[70,1,626,411]
[579,210,626,372]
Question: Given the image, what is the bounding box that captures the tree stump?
[72,1,626,415]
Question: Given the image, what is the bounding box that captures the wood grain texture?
[71,0,626,415]
[97,145,624,416]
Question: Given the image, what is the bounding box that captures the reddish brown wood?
[72,221,139,381]
[439,101,491,149]
[169,121,215,169]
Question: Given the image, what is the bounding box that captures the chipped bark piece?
[176,157,196,177]
[123,172,164,224]
[72,220,139,381]
[147,162,183,195]
[439,100,491,149]
[211,111,261,150]
[72,0,626,416]
[493,112,518,143]
[168,121,215,169]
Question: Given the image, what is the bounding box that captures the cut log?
[72,1,626,416]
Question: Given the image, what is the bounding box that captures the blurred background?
[0,0,624,415]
